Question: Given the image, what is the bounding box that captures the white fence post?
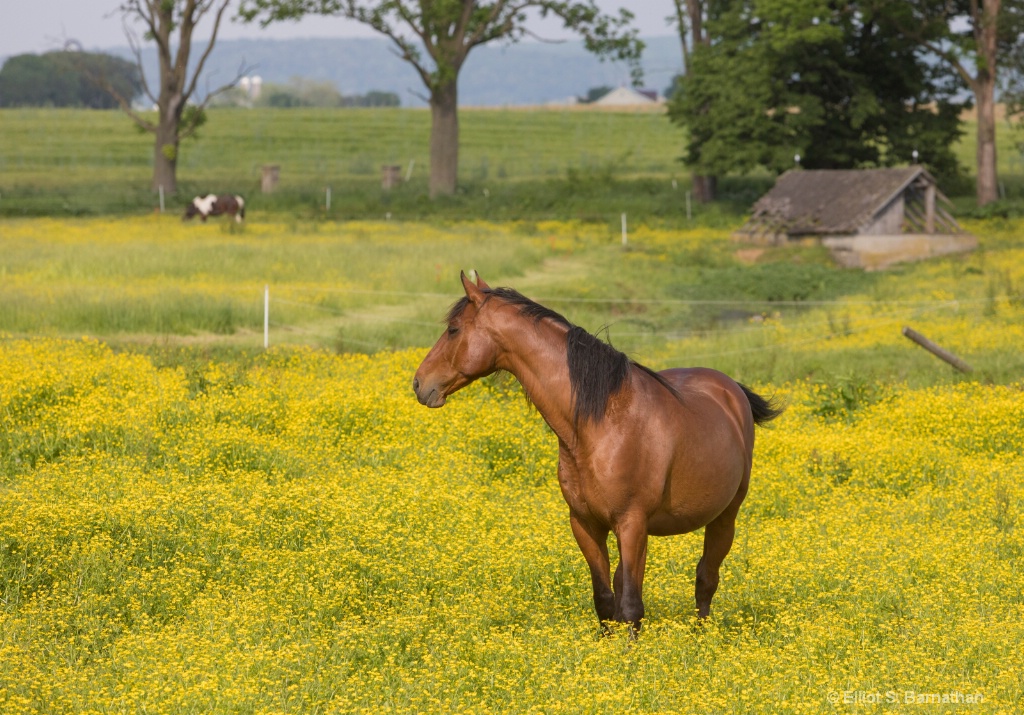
[264,284,270,349]
[621,212,627,247]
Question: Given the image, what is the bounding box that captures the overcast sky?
[2,2,676,58]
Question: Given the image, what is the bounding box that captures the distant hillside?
[99,35,683,108]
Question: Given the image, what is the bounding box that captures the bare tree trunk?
[970,0,995,205]
[429,79,459,198]
[975,77,999,205]
[692,175,717,204]
[672,0,690,70]
[153,121,179,195]
[974,0,1000,207]
[684,0,716,203]
[152,141,178,194]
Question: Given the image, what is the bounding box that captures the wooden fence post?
[261,165,280,193]
[381,165,402,190]
[902,326,973,373]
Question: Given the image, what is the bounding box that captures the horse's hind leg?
[695,490,745,619]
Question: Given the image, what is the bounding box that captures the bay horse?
[183,194,245,223]
[413,272,782,633]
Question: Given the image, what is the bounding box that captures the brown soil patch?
[734,248,765,264]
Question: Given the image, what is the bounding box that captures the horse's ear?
[461,270,486,306]
[475,273,491,290]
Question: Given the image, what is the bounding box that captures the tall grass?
[2,215,1022,388]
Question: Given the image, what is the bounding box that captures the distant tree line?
[578,86,612,104]
[213,78,400,108]
[0,52,142,108]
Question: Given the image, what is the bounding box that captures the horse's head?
[413,271,499,408]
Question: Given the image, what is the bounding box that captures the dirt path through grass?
[99,253,594,353]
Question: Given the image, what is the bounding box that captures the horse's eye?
[447,326,459,337]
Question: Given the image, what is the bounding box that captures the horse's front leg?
[613,516,649,633]
[569,513,614,624]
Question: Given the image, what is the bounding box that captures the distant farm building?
[593,86,660,106]
[734,167,977,269]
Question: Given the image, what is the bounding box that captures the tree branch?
[923,38,979,90]
[467,0,525,49]
[184,0,234,100]
[132,0,172,60]
[124,19,159,105]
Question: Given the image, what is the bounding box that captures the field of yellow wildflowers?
[1,216,1023,713]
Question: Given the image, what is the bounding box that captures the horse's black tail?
[739,384,784,425]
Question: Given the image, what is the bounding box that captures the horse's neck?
[497,318,576,443]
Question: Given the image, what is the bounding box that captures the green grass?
[0,107,705,219]
[2,215,1023,391]
[9,104,1024,220]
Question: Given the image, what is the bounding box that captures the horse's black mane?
[446,287,570,328]
[447,287,679,424]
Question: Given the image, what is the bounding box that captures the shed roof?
[744,166,939,236]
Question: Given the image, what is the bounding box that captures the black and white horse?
[183,194,246,223]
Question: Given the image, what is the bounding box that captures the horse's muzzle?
[412,376,446,408]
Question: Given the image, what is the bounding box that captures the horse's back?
[660,366,753,431]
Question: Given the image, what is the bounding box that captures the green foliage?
[267,78,343,107]
[670,0,968,180]
[352,90,401,108]
[0,52,142,108]
[178,105,207,137]
[808,373,879,421]
[682,260,876,304]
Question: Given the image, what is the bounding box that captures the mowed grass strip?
[0,106,686,217]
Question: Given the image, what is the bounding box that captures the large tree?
[669,0,967,181]
[99,1,240,194]
[888,0,1024,206]
[238,1,643,197]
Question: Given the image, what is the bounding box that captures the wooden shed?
[734,166,977,269]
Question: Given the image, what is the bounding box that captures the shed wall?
[861,195,904,235]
